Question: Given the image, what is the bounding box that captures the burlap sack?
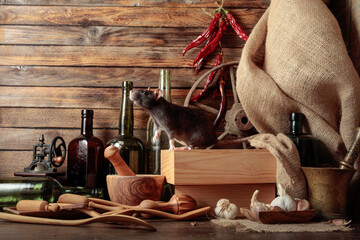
[236,0,360,199]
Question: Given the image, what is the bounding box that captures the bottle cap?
[290,112,303,121]
[82,109,94,117]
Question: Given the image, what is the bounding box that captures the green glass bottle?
[107,81,145,174]
[286,113,320,167]
[146,69,171,174]
[0,177,103,210]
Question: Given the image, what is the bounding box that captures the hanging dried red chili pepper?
[223,9,248,41]
[214,76,227,127]
[195,29,218,73]
[192,18,228,66]
[192,53,223,101]
[182,13,221,56]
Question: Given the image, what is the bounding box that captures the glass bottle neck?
[81,114,93,137]
[290,113,304,135]
[119,81,134,137]
[159,69,171,102]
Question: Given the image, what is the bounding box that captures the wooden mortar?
[106,175,165,206]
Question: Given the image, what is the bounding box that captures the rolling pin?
[104,145,135,176]
[16,200,60,212]
[16,200,86,212]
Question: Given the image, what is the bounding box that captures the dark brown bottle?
[286,112,319,167]
[67,110,105,188]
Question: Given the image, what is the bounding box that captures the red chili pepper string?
[192,18,228,67]
[214,77,227,127]
[192,53,223,101]
[182,13,221,56]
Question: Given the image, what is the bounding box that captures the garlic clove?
[250,190,272,212]
[294,198,310,211]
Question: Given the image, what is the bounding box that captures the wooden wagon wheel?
[184,61,254,143]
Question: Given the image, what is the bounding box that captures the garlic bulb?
[250,190,272,212]
[214,199,238,219]
[270,184,296,211]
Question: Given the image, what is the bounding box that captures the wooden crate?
[161,149,277,216]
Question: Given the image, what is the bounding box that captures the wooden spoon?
[0,212,156,230]
[103,206,211,220]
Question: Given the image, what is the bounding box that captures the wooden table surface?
[0,218,359,240]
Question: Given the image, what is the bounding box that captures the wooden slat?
[0,25,247,48]
[161,149,277,185]
[0,86,235,109]
[0,6,264,28]
[0,108,149,129]
[0,128,146,150]
[0,46,242,67]
[0,66,239,88]
[0,0,270,8]
[0,86,121,109]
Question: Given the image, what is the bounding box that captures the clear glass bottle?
[67,110,106,188]
[0,177,103,209]
[107,81,145,174]
[286,112,319,167]
[146,69,171,174]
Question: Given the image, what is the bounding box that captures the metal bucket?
[301,167,355,220]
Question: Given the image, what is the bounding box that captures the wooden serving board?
[240,208,317,224]
[3,207,88,219]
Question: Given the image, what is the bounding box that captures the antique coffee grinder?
[14,134,66,177]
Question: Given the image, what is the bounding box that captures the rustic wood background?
[0,0,359,181]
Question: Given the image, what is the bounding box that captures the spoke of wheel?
[192,101,218,114]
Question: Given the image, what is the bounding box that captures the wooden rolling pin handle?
[104,145,136,176]
[57,193,89,205]
[16,200,60,213]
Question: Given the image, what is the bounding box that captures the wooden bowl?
[106,175,165,206]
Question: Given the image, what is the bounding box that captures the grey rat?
[129,89,218,150]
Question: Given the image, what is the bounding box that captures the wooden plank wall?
[0,0,359,181]
[0,0,269,180]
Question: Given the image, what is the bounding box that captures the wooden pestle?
[16,200,60,212]
[104,145,135,176]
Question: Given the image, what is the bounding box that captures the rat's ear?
[154,89,163,100]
